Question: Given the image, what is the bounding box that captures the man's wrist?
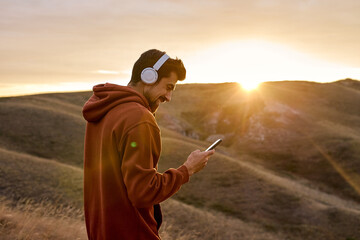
[183,163,193,176]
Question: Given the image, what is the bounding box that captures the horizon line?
[0,78,358,98]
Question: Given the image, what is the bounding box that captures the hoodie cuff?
[177,165,190,184]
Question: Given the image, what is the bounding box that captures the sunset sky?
[1,0,360,96]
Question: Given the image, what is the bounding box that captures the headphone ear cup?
[141,67,158,84]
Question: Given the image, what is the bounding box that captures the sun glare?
[184,40,360,86]
[239,81,260,91]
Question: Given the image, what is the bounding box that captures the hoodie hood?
[83,83,151,122]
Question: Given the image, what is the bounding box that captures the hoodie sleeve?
[120,122,189,208]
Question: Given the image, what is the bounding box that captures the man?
[82,49,215,240]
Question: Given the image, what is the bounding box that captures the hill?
[157,80,360,202]
[1,79,360,239]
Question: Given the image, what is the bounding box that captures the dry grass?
[0,199,87,240]
[0,198,283,240]
[159,198,284,240]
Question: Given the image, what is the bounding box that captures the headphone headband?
[153,54,170,71]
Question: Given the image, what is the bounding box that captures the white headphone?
[141,53,170,84]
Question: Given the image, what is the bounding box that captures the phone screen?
[205,139,222,152]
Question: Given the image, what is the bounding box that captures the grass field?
[1,80,360,239]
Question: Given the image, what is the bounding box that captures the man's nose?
[164,91,172,102]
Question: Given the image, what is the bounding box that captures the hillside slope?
[157,80,360,202]
[1,80,360,239]
[159,136,360,240]
[0,94,89,167]
[0,147,83,208]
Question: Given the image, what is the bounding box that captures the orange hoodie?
[82,83,189,240]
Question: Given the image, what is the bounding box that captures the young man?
[82,49,215,240]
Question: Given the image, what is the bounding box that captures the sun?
[238,81,260,91]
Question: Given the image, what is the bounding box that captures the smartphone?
[205,139,222,152]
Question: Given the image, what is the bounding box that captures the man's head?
[129,49,186,112]
[129,49,186,86]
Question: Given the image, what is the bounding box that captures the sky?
[1,0,360,96]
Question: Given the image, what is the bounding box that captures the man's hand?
[183,150,215,176]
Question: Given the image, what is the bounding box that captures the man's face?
[143,71,178,113]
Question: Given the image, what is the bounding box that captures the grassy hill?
[0,147,83,208]
[0,93,89,167]
[159,136,360,240]
[1,79,360,239]
[157,80,360,202]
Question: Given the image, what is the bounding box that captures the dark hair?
[129,49,186,85]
